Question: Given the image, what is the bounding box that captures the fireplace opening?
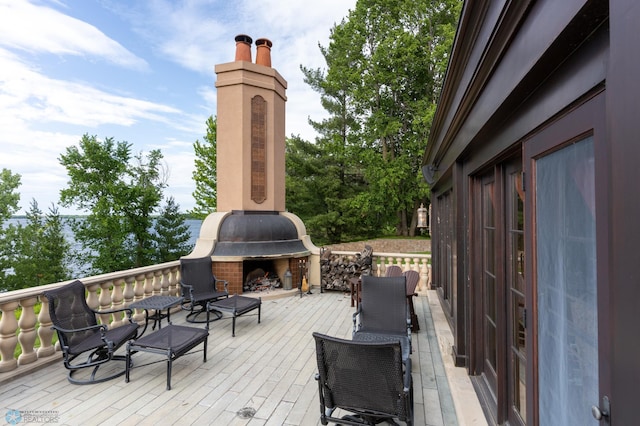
[243,260,282,292]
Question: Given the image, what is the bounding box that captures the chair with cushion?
[43,280,139,385]
[403,270,420,332]
[384,265,403,277]
[352,275,411,360]
[313,331,413,425]
[180,256,229,323]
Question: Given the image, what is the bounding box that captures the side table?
[129,295,184,336]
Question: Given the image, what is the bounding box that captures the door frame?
[523,88,610,425]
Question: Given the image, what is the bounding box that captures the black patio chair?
[385,265,403,277]
[179,256,229,323]
[403,270,420,332]
[312,332,413,425]
[43,280,139,385]
[352,275,411,360]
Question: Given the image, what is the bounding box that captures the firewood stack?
[320,245,373,291]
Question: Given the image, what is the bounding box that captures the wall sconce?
[417,203,428,228]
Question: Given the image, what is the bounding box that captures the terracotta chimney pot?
[235,34,253,62]
[255,38,273,67]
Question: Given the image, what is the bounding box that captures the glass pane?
[536,136,598,426]
[512,354,527,419]
[486,317,497,371]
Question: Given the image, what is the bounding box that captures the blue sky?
[0,0,356,215]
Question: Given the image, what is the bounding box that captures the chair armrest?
[52,323,107,334]
[217,279,229,292]
[403,357,412,393]
[352,306,362,335]
[94,306,134,317]
[180,282,194,297]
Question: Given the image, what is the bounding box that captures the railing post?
[0,301,19,372]
[17,297,38,366]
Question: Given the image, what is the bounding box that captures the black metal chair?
[403,270,420,332]
[179,256,229,323]
[43,280,139,385]
[312,332,413,425]
[385,265,403,277]
[352,275,411,360]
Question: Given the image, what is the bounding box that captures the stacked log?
[320,245,373,291]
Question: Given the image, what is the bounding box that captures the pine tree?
[190,116,218,218]
[154,197,192,262]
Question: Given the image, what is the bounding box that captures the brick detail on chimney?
[251,95,267,204]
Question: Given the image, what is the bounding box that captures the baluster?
[386,257,394,271]
[86,283,100,311]
[153,270,163,295]
[144,272,154,298]
[420,258,429,292]
[0,301,19,372]
[403,257,411,273]
[17,297,38,365]
[110,279,125,327]
[133,274,146,323]
[37,297,56,358]
[98,281,113,326]
[123,276,135,308]
[377,257,385,276]
[171,265,181,297]
[160,268,171,296]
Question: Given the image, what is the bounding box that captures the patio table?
[129,295,184,336]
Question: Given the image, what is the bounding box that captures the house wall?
[422,0,640,423]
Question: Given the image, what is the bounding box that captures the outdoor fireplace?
[184,36,315,294]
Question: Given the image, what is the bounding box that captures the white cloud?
[0,0,148,71]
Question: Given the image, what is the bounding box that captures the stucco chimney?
[255,38,272,67]
[235,34,253,62]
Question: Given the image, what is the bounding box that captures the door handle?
[591,395,610,422]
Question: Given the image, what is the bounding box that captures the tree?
[299,0,460,237]
[190,116,218,218]
[8,200,71,290]
[154,196,192,262]
[0,168,21,290]
[59,134,166,274]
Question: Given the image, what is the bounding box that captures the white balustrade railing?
[0,261,181,378]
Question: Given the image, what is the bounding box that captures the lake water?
[4,217,203,275]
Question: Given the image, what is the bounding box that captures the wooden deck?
[0,290,484,425]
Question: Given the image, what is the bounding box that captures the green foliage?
[190,116,218,219]
[59,134,166,274]
[293,0,460,239]
[0,169,22,289]
[6,200,71,290]
[154,197,192,262]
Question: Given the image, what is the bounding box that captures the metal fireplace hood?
[190,210,311,259]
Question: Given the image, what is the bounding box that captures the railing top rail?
[0,260,180,305]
